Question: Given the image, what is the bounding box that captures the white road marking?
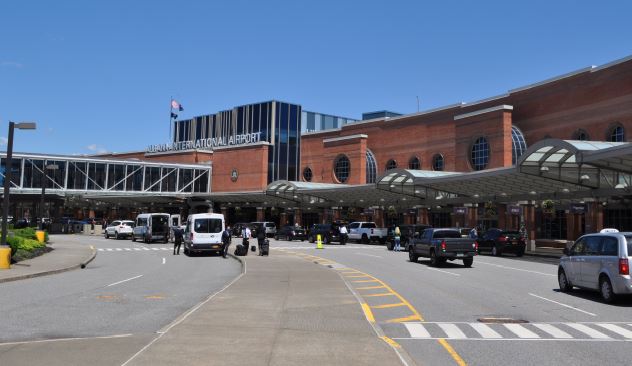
[124,248,131,251]
[438,323,467,339]
[470,323,502,338]
[504,324,540,338]
[134,248,141,251]
[532,323,572,339]
[115,248,123,251]
[426,267,461,276]
[106,275,143,287]
[404,323,431,338]
[566,323,610,339]
[142,247,150,251]
[162,257,166,264]
[106,248,113,251]
[161,248,170,251]
[0,334,132,346]
[529,293,597,316]
[355,253,383,258]
[151,248,160,251]
[596,323,632,339]
[476,261,556,277]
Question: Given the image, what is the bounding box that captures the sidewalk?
[126,252,406,366]
[0,235,96,283]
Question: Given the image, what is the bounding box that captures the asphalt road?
[271,239,632,366]
[0,234,241,365]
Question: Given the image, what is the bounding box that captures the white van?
[132,213,171,243]
[184,213,225,255]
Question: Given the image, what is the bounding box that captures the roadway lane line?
[357,285,387,290]
[355,252,383,258]
[372,302,407,309]
[469,323,502,338]
[438,339,467,366]
[106,275,143,287]
[504,324,540,338]
[426,267,461,276]
[404,323,431,338]
[532,323,572,339]
[438,323,467,339]
[476,260,556,277]
[528,293,597,316]
[595,323,632,339]
[565,323,610,339]
[0,334,133,346]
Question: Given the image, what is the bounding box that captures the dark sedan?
[274,225,307,241]
[477,228,526,257]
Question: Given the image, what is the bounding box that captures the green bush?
[12,227,37,240]
[7,236,45,256]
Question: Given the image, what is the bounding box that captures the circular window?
[609,124,624,142]
[385,159,397,171]
[333,155,350,183]
[302,167,313,182]
[432,154,444,171]
[470,137,490,171]
[574,129,589,141]
[408,156,421,170]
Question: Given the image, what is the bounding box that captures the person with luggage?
[339,224,348,245]
[173,226,183,255]
[394,226,401,252]
[237,225,251,256]
[257,225,266,255]
[221,225,232,258]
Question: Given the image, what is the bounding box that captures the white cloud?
[87,144,98,151]
[86,144,108,154]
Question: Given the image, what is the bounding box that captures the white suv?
[105,220,135,240]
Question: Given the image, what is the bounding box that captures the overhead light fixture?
[580,174,590,181]
[402,198,407,201]
[529,191,537,195]
[473,194,480,198]
[500,193,507,197]
[415,190,420,194]
[615,183,627,189]
[380,198,385,202]
[562,188,570,193]
[359,199,364,202]
[540,166,550,172]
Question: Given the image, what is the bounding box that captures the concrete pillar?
[256,207,265,222]
[566,211,576,241]
[280,212,288,227]
[418,208,429,225]
[294,208,302,226]
[585,202,604,233]
[524,204,536,251]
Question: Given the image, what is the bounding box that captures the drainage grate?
[477,317,529,324]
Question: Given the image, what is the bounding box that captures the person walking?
[221,225,232,258]
[241,225,252,255]
[339,224,348,245]
[173,226,183,255]
[469,226,478,239]
[394,226,401,252]
[257,225,266,255]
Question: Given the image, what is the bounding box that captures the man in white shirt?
[339,225,348,245]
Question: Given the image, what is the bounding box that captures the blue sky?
[1,0,631,155]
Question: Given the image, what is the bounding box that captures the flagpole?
[169,96,173,142]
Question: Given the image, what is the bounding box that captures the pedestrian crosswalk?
[396,322,632,341]
[97,246,172,252]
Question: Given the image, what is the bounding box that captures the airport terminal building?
[3,55,632,246]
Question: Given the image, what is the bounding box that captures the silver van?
[558,232,632,303]
[251,221,277,237]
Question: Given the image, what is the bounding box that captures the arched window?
[408,156,421,170]
[511,126,527,165]
[609,124,625,142]
[470,137,489,171]
[302,167,312,182]
[573,129,589,141]
[385,159,397,171]
[366,149,376,184]
[334,155,350,183]
[432,154,444,171]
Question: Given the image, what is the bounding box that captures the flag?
[171,112,178,119]
[171,99,182,110]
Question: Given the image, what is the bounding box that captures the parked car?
[307,222,346,244]
[251,221,277,237]
[558,231,632,303]
[132,213,170,243]
[386,224,431,251]
[105,220,135,239]
[183,213,225,256]
[409,228,478,267]
[477,228,526,257]
[275,225,307,241]
[348,222,388,244]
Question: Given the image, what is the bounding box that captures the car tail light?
[474,242,479,252]
[619,258,630,275]
[441,240,446,252]
[498,236,507,242]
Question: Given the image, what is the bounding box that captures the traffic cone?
[316,234,324,249]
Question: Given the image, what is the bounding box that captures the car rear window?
[364,223,377,228]
[265,223,275,227]
[433,230,461,239]
[122,222,134,227]
[194,218,223,233]
[625,235,632,256]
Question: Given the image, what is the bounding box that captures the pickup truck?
[408,228,478,267]
[348,222,388,244]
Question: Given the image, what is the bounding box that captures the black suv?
[477,228,526,257]
[386,224,431,251]
[307,221,346,244]
[275,225,307,241]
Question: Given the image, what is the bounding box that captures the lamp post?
[39,164,59,230]
[1,121,36,249]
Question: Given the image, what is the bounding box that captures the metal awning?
[376,169,461,199]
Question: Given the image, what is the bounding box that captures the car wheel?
[274,235,279,240]
[115,232,119,240]
[132,235,136,242]
[430,250,439,267]
[308,236,314,243]
[463,257,473,267]
[288,235,294,242]
[323,236,330,244]
[105,231,109,239]
[492,245,502,257]
[409,247,418,262]
[184,247,190,256]
[558,269,573,292]
[164,236,169,244]
[600,276,616,303]
[361,234,369,244]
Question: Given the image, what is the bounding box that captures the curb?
[0,245,97,284]
[524,252,562,259]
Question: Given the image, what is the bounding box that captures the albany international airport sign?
[146,132,262,154]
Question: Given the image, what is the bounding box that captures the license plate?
[212,245,219,249]
[456,253,464,257]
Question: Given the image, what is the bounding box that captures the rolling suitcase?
[260,239,269,256]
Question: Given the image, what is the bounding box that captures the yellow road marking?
[380,336,401,349]
[360,303,375,323]
[386,314,422,323]
[371,303,407,309]
[356,285,386,290]
[365,292,397,297]
[353,279,380,283]
[345,275,370,278]
[438,339,467,366]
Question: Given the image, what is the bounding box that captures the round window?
[408,156,420,170]
[470,137,490,171]
[385,159,397,171]
[432,154,444,171]
[302,167,313,182]
[333,155,350,183]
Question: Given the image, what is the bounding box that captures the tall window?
[408,156,421,170]
[470,137,490,171]
[511,126,527,165]
[609,125,624,142]
[432,154,444,171]
[303,167,312,182]
[334,155,350,183]
[366,149,376,184]
[385,159,397,171]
